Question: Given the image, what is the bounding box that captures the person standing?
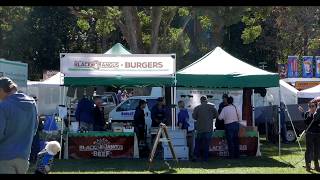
[151,97,167,127]
[299,100,320,171]
[177,100,195,159]
[117,90,122,104]
[218,96,241,159]
[280,102,289,144]
[75,95,94,131]
[133,100,147,145]
[93,96,105,131]
[216,94,228,130]
[192,96,218,162]
[0,77,38,174]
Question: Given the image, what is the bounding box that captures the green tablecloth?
[212,130,258,138]
[68,131,134,137]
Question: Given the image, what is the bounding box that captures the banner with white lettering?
[68,136,134,159]
[60,54,175,77]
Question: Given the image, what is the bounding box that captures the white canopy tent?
[297,84,320,99]
[255,80,299,107]
[27,72,66,115]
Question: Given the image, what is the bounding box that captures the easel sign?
[148,123,178,170]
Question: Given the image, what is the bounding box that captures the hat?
[222,94,228,99]
[0,77,17,92]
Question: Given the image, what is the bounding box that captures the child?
[35,141,61,174]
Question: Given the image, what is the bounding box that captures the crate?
[163,145,189,160]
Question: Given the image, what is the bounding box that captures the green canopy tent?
[177,47,279,88]
[104,43,132,55]
[176,47,279,127]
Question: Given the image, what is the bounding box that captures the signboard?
[68,135,134,159]
[60,54,175,78]
[0,59,28,88]
[287,56,299,78]
[209,137,258,157]
[302,56,314,78]
[295,81,320,90]
[176,88,243,114]
[316,56,320,78]
[278,63,287,79]
[43,70,59,80]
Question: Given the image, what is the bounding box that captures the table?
[209,130,259,157]
[67,131,138,159]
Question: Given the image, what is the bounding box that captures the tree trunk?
[150,6,162,54]
[121,6,144,53]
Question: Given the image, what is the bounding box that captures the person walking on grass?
[0,77,38,174]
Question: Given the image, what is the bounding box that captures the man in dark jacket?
[133,100,147,145]
[0,77,38,174]
[93,96,105,131]
[192,96,218,162]
[151,97,167,127]
[75,96,94,131]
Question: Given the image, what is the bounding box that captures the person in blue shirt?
[75,96,94,131]
[178,100,190,131]
[0,77,38,174]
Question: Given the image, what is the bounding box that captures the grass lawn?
[28,138,319,174]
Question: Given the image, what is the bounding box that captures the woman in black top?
[298,100,320,171]
[133,100,147,145]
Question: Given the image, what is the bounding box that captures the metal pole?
[252,89,255,126]
[278,88,281,157]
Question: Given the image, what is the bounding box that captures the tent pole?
[278,88,281,158]
[252,89,255,126]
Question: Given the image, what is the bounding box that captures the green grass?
[28,138,319,174]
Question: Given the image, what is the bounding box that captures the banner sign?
[176,88,243,113]
[0,59,28,88]
[68,136,134,159]
[287,56,299,78]
[316,56,320,78]
[209,137,258,157]
[295,81,320,90]
[302,56,314,78]
[60,54,175,78]
[278,63,287,79]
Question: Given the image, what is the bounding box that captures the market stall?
[176,47,279,157]
[60,43,176,159]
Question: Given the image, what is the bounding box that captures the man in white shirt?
[218,96,241,159]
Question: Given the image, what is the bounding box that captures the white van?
[108,96,161,134]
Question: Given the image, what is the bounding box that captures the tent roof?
[104,43,132,55]
[177,47,279,88]
[28,72,64,87]
[42,72,64,85]
[297,84,320,98]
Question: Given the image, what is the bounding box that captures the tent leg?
[278,87,281,158]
